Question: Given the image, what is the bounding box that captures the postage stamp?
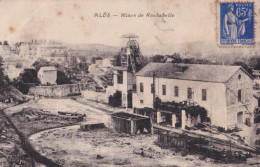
[217,1,255,47]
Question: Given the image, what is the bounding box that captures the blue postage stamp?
[219,2,254,46]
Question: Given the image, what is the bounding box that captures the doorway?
[237,111,243,124]
[127,92,132,108]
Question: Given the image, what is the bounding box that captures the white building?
[19,39,67,61]
[106,66,135,107]
[101,58,115,68]
[0,44,11,57]
[95,59,103,66]
[133,63,254,129]
[38,66,57,85]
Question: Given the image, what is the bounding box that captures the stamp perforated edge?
[215,0,256,48]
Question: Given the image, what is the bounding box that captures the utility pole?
[153,72,156,108]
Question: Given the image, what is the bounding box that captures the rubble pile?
[0,111,33,166]
[9,107,81,137]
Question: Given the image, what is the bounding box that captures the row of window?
[139,83,207,101]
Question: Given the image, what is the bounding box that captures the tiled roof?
[136,62,245,83]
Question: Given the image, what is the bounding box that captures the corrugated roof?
[40,66,57,71]
[136,63,243,83]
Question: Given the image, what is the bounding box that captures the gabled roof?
[136,63,250,83]
[39,66,57,71]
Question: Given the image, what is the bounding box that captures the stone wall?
[28,83,86,97]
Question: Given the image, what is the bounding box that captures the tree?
[56,70,71,85]
[182,57,212,65]
[0,56,4,78]
[3,41,8,45]
[15,62,23,68]
[0,56,8,92]
[136,55,149,72]
[96,57,103,60]
[69,56,77,69]
[78,56,88,73]
[151,55,166,63]
[167,53,183,63]
[249,56,260,70]
[13,68,39,94]
[32,59,52,71]
[108,91,122,107]
[18,69,39,83]
[91,56,103,64]
[114,53,121,66]
[233,61,253,76]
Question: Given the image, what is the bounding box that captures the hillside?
[66,43,120,59]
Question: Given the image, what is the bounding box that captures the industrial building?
[133,63,254,129]
[106,35,254,129]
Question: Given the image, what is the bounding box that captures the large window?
[117,70,123,84]
[151,84,154,93]
[140,82,144,92]
[174,86,179,97]
[187,88,192,99]
[202,89,207,101]
[162,85,166,95]
[238,89,242,102]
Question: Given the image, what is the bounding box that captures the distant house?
[252,70,260,87]
[133,63,254,129]
[253,92,260,109]
[102,58,115,68]
[95,59,102,66]
[38,66,57,85]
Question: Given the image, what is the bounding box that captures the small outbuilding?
[111,112,153,135]
[37,66,57,85]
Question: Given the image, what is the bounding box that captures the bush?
[15,62,23,68]
[256,128,260,135]
[217,126,225,133]
[154,97,207,122]
[108,91,122,107]
[226,128,234,133]
[195,123,206,129]
[234,126,239,132]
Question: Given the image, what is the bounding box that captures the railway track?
[154,124,258,154]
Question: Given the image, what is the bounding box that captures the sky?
[0,0,259,48]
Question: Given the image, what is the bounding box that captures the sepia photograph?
[0,0,260,166]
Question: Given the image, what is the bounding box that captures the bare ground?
[28,124,260,167]
[29,125,214,167]
[4,98,260,167]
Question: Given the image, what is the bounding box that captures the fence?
[156,129,250,163]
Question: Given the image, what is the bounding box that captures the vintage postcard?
[0,0,260,166]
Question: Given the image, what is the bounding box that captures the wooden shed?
[111,112,153,135]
